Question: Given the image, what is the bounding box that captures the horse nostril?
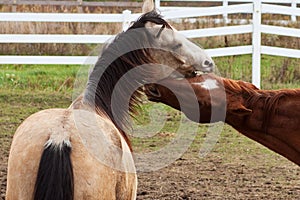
[202,60,215,72]
[203,60,214,67]
[203,60,211,66]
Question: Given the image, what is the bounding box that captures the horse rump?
[34,139,74,200]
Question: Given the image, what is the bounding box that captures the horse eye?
[172,43,182,51]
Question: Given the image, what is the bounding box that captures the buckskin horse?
[5,2,215,200]
[145,73,300,166]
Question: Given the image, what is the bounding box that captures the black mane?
[128,10,172,30]
[83,10,172,141]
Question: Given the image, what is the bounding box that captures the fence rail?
[0,12,140,22]
[0,0,142,8]
[157,0,300,22]
[1,1,300,87]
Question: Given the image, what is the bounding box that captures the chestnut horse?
[6,6,215,200]
[145,73,300,166]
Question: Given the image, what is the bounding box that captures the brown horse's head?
[145,73,253,123]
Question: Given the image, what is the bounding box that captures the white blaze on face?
[192,79,219,90]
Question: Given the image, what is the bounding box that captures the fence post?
[252,0,261,88]
[223,0,228,24]
[12,0,17,12]
[122,10,131,31]
[291,0,296,22]
[77,0,83,13]
[155,0,160,9]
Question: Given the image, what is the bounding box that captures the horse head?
[141,0,214,77]
[145,74,253,123]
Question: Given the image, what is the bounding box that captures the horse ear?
[230,104,252,116]
[142,0,154,13]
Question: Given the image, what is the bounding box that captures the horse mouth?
[144,69,206,102]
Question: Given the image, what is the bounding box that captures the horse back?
[6,108,137,200]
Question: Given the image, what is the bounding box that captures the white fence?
[156,0,299,22]
[1,0,300,87]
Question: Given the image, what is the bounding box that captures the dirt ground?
[0,92,299,199]
[136,156,300,199]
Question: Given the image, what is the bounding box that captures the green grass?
[0,90,72,137]
[0,65,80,91]
[0,55,299,92]
[215,55,300,89]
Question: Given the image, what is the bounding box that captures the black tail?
[34,140,74,200]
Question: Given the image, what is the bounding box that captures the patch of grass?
[0,55,298,93]
[131,102,183,152]
[214,55,300,89]
[0,65,80,91]
[211,125,279,163]
[0,89,72,137]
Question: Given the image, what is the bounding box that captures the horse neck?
[229,88,300,132]
[71,94,134,152]
[224,87,300,165]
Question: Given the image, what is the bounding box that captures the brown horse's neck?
[225,87,300,166]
